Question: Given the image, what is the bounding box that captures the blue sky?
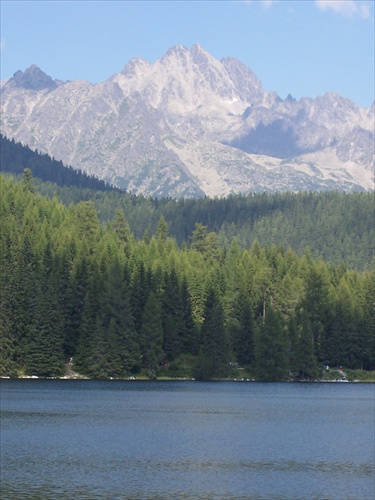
[1,0,374,107]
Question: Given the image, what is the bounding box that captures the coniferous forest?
[2,135,374,272]
[1,164,374,380]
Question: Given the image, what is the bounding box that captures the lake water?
[1,380,374,499]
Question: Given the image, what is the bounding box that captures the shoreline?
[2,375,374,383]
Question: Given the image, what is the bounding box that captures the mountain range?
[1,44,374,197]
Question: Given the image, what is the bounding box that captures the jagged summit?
[221,57,264,104]
[9,65,59,91]
[1,45,373,197]
[162,44,190,59]
[120,57,150,78]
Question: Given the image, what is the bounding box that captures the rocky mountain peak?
[190,43,215,64]
[221,57,264,104]
[1,46,373,197]
[120,57,151,78]
[162,44,189,60]
[9,64,58,91]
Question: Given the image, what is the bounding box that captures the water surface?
[1,380,374,499]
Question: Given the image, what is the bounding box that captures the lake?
[1,380,374,499]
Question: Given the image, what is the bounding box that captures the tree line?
[1,172,373,380]
[2,133,374,271]
[35,180,374,271]
[0,134,117,192]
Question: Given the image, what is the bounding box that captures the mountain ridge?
[1,44,373,197]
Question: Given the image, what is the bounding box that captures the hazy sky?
[1,0,374,107]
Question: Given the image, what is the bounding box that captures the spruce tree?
[254,305,287,381]
[235,293,255,367]
[294,308,319,379]
[139,292,164,376]
[162,268,184,359]
[358,273,375,370]
[101,256,140,374]
[24,243,65,377]
[180,278,200,355]
[195,287,229,379]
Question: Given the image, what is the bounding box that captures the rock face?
[1,44,374,197]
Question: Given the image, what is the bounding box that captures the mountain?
[1,45,374,197]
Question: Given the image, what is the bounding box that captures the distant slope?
[0,134,118,192]
[36,183,374,272]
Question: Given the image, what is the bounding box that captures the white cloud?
[315,0,371,19]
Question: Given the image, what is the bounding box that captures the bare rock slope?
[1,45,373,197]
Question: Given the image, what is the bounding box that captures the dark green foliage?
[293,309,319,379]
[233,293,255,367]
[358,272,375,370]
[180,278,200,355]
[195,288,229,379]
[101,257,140,374]
[139,292,163,376]
[1,134,116,191]
[298,262,331,361]
[130,261,150,332]
[2,134,374,271]
[84,318,118,378]
[255,306,287,381]
[0,173,374,380]
[64,257,90,357]
[162,268,184,359]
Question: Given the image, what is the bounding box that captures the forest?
[1,134,374,272]
[0,134,117,192]
[1,170,374,380]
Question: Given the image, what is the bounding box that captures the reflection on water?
[1,380,374,499]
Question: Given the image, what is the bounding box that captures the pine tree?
[155,216,168,241]
[180,278,200,355]
[254,305,287,381]
[294,308,319,379]
[139,292,164,376]
[21,168,35,194]
[64,256,89,357]
[195,287,229,379]
[162,268,184,359]
[75,201,100,248]
[299,262,331,362]
[16,235,40,374]
[111,208,132,243]
[101,256,140,374]
[85,318,112,378]
[235,293,255,367]
[0,217,20,375]
[130,261,149,332]
[358,272,375,370]
[74,275,102,374]
[23,243,65,376]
